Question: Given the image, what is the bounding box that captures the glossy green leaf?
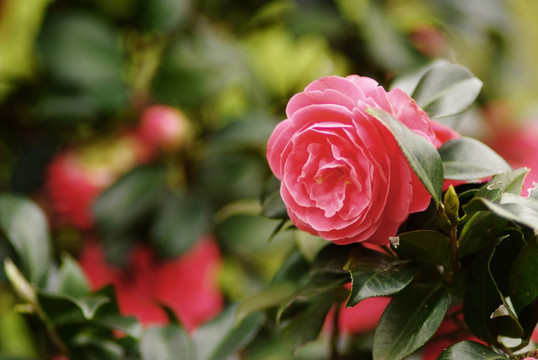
[468,193,538,233]
[410,63,483,119]
[150,194,210,258]
[193,304,263,360]
[93,166,166,231]
[346,246,417,307]
[140,325,195,360]
[438,341,506,360]
[0,194,52,286]
[395,230,451,267]
[509,242,538,312]
[458,212,508,258]
[488,168,529,195]
[373,284,448,360]
[439,137,512,180]
[367,107,444,203]
[54,253,90,298]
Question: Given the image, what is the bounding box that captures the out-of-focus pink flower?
[46,153,102,229]
[486,121,538,194]
[267,75,459,245]
[78,237,224,331]
[339,297,391,334]
[45,132,152,229]
[137,105,191,153]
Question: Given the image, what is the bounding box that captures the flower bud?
[137,105,192,153]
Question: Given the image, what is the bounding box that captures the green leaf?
[509,241,538,312]
[0,194,52,286]
[54,253,90,298]
[140,325,195,360]
[489,168,529,195]
[346,246,418,307]
[93,315,143,340]
[439,137,512,180]
[70,332,125,360]
[235,283,295,326]
[395,230,451,267]
[438,341,507,360]
[276,245,350,322]
[458,212,508,258]
[469,193,538,233]
[280,292,338,354]
[138,0,191,33]
[463,235,525,342]
[150,194,210,258]
[373,284,448,360]
[410,63,483,120]
[366,107,443,203]
[193,304,263,360]
[38,292,111,325]
[93,166,166,231]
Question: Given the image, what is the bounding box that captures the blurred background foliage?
[1,0,538,358]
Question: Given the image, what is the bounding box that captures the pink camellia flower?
[78,236,223,331]
[267,75,459,245]
[137,105,191,153]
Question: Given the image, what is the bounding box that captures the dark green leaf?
[0,194,52,286]
[280,292,338,354]
[509,241,538,312]
[438,341,506,360]
[38,292,111,326]
[54,253,90,298]
[140,325,195,360]
[439,137,512,180]
[150,194,210,258]
[410,63,483,119]
[93,166,166,231]
[395,230,451,267]
[463,236,525,342]
[261,190,288,219]
[70,332,125,360]
[193,304,263,360]
[367,107,443,203]
[346,246,417,307]
[276,246,350,322]
[458,212,508,258]
[138,0,191,33]
[373,284,448,360]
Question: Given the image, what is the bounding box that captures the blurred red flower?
[78,237,224,331]
[338,296,391,334]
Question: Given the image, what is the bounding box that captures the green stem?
[447,223,460,282]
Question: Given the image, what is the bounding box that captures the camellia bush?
[1,1,538,360]
[2,61,537,360]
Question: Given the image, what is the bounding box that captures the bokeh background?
[1,0,538,358]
